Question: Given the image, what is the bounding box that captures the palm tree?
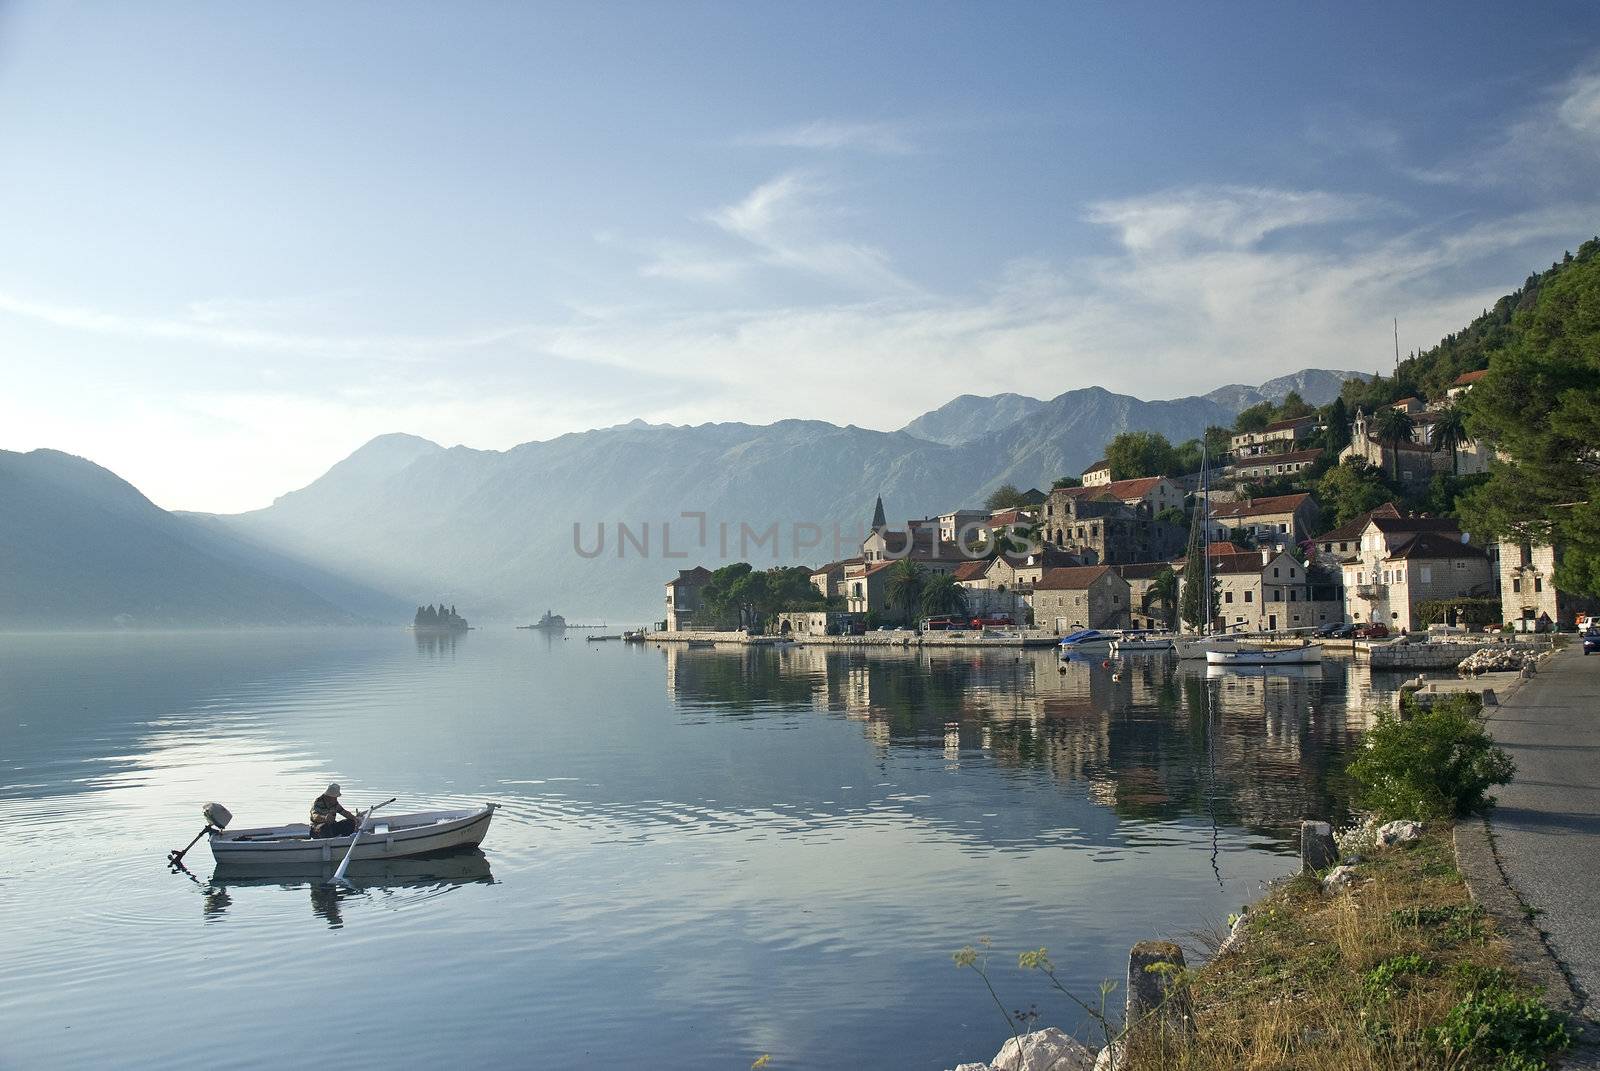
[920,573,968,619]
[1144,567,1180,629]
[1431,407,1468,475]
[885,559,927,625]
[1372,407,1417,482]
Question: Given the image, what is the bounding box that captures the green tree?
[984,484,1031,511]
[1316,459,1395,528]
[1372,407,1417,482]
[1144,567,1179,629]
[1234,402,1275,433]
[1430,407,1469,475]
[1460,238,1600,596]
[1277,390,1314,420]
[886,559,928,624]
[1178,513,1215,630]
[1104,431,1178,480]
[920,573,968,620]
[1051,475,1082,489]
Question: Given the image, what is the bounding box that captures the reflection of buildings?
[660,644,1378,836]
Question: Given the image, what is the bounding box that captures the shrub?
[1416,597,1503,627]
[1347,694,1515,819]
[1431,987,1571,1069]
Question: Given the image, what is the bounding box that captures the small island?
[413,603,469,632]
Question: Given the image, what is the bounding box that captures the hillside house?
[1230,448,1324,484]
[1230,415,1315,458]
[1208,493,1320,545]
[1081,459,1112,486]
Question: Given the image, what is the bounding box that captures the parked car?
[1353,623,1391,639]
[922,615,963,631]
[1315,622,1354,638]
[969,614,1014,629]
[1583,629,1600,656]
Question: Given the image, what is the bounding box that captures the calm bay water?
[0,630,1396,1069]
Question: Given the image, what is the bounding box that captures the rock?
[1092,1041,1124,1071]
[1216,911,1250,957]
[1301,820,1337,872]
[1322,865,1360,894]
[952,1063,992,1071]
[991,1027,1097,1071]
[1375,819,1422,847]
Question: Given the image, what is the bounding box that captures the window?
[1535,576,1543,592]
[1224,591,1234,604]
[1290,590,1298,601]
[1273,567,1280,578]
[1270,589,1281,601]
[1243,591,1253,603]
[1289,567,1296,579]
[1420,565,1432,584]
[1512,578,1521,593]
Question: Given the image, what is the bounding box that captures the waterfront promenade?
[1470,647,1600,1065]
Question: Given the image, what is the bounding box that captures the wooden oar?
[328,797,396,886]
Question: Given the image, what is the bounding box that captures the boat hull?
[209,805,496,866]
[1111,637,1174,654]
[1174,637,1241,660]
[1206,646,1323,667]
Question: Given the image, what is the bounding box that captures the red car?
[1353,623,1391,639]
[969,614,1014,629]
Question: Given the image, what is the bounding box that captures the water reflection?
[664,645,1378,840]
[205,850,494,928]
[413,630,462,658]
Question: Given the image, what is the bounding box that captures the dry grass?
[1117,824,1571,1071]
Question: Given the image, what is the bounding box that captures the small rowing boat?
[208,804,497,866]
[1111,632,1175,654]
[1206,643,1322,667]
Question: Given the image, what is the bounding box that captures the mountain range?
[3,368,1368,628]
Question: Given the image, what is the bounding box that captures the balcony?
[1354,583,1388,599]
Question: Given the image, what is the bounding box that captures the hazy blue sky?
[3,3,1598,511]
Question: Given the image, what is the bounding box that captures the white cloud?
[738,118,916,154]
[1084,186,1382,253]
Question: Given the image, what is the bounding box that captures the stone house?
[808,558,859,600]
[1029,565,1131,632]
[1340,409,1449,489]
[1081,459,1112,486]
[1180,548,1341,634]
[1230,415,1315,458]
[1311,505,1458,565]
[775,611,857,637]
[1342,521,1493,632]
[665,566,714,631]
[1498,539,1600,630]
[936,509,990,544]
[1039,485,1186,565]
[1208,493,1320,545]
[1229,448,1324,484]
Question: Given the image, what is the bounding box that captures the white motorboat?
[1058,629,1114,653]
[1174,635,1242,660]
[1206,643,1323,667]
[208,804,497,867]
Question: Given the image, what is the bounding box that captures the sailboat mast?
[1202,442,1212,634]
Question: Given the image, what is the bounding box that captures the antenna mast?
[1394,318,1400,373]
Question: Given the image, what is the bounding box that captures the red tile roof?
[1207,541,1248,554]
[1264,416,1315,432]
[952,560,990,582]
[1452,369,1489,387]
[1034,565,1117,590]
[1210,493,1313,520]
[1387,531,1484,561]
[1314,503,1401,543]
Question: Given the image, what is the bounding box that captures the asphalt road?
[1486,646,1600,1023]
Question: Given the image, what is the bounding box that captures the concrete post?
[1301,820,1337,872]
[1126,940,1191,1039]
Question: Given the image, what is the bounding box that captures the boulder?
[1375,819,1422,848]
[1092,1042,1124,1071]
[991,1027,1097,1071]
[1322,865,1360,894]
[1301,820,1337,872]
[951,1064,992,1071]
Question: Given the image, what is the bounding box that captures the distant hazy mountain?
[0,448,398,629]
[900,393,1050,446]
[1203,368,1371,413]
[210,370,1353,622]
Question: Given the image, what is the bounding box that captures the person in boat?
[309,783,359,838]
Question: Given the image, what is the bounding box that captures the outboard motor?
[169,802,233,866]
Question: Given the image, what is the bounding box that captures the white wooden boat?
[209,804,497,866]
[1206,643,1322,667]
[1111,633,1175,653]
[1174,635,1241,660]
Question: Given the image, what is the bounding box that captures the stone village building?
[1178,548,1340,634]
[1207,493,1320,546]
[1497,538,1600,630]
[1039,480,1186,565]
[1342,517,1493,632]
[1030,565,1131,632]
[664,566,714,631]
[1229,415,1315,459]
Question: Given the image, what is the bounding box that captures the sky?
[2,3,1599,513]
